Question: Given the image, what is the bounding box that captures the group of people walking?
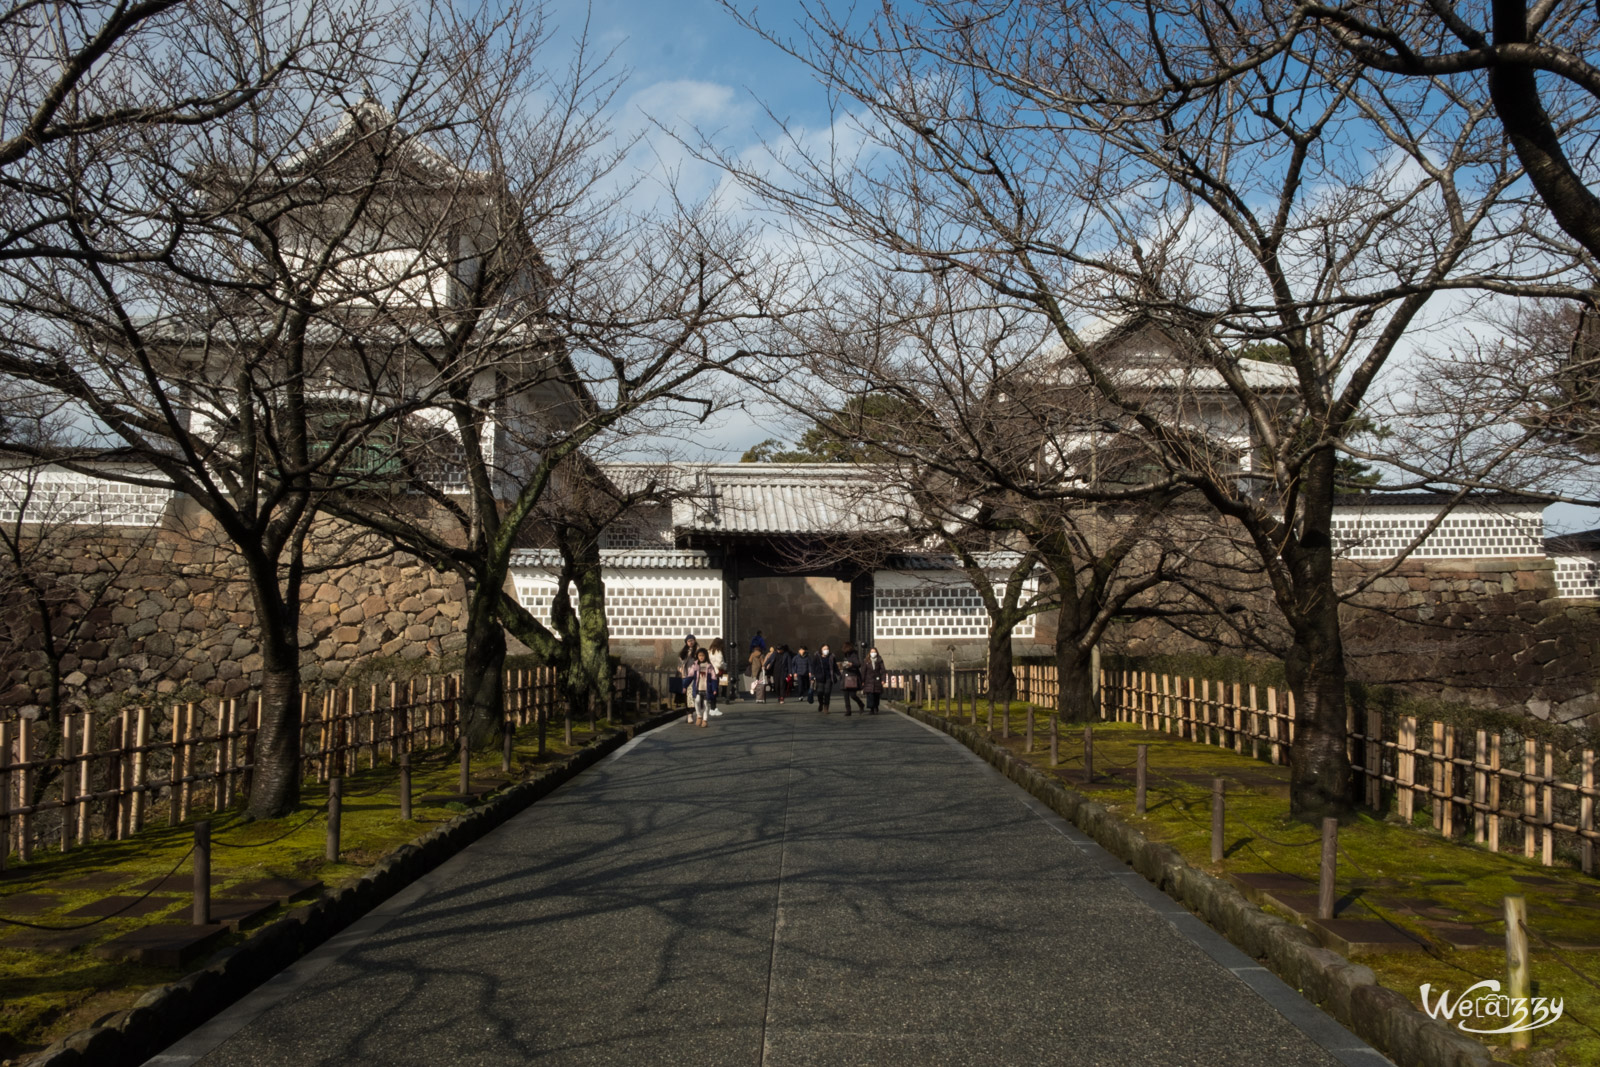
[745,631,888,716]
[675,630,889,728]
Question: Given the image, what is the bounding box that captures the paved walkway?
[149,705,1388,1067]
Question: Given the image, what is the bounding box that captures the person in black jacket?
[790,645,812,704]
[838,643,864,715]
[811,643,841,714]
[861,647,888,715]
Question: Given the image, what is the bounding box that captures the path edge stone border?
[24,708,686,1067]
[902,705,1507,1067]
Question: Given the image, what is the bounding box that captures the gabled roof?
[598,462,912,536]
[1063,315,1299,394]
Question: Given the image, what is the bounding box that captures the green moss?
[0,714,620,1060]
[914,700,1600,1067]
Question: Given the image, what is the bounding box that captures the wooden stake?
[193,820,211,925]
[1135,745,1148,816]
[1211,777,1224,864]
[326,778,342,862]
[1505,895,1530,1052]
[399,753,412,821]
[1319,819,1338,921]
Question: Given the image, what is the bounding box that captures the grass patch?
[0,709,648,1062]
[918,700,1600,1067]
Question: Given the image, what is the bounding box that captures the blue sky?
[534,1,1599,532]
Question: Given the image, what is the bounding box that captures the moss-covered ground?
[917,698,1600,1067]
[0,710,646,1063]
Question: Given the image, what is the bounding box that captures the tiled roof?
[509,549,714,570]
[883,552,1030,571]
[600,463,909,535]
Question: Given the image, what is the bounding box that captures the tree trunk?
[460,580,506,748]
[985,621,1016,703]
[1283,602,1353,819]
[1281,449,1354,820]
[1055,629,1096,722]
[575,556,611,717]
[248,626,302,819]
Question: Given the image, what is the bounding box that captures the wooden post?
[0,721,11,870]
[1200,678,1212,747]
[131,706,149,832]
[399,753,412,821]
[1232,682,1244,754]
[193,820,211,925]
[1397,716,1416,822]
[1136,746,1148,815]
[1266,687,1281,765]
[77,709,93,845]
[502,711,513,774]
[1542,745,1555,867]
[1318,819,1338,921]
[1248,685,1260,760]
[1441,725,1456,838]
[459,732,470,796]
[1049,714,1059,767]
[1489,732,1502,853]
[1024,702,1033,752]
[1504,895,1531,1052]
[17,716,31,860]
[113,709,129,840]
[1211,778,1224,864]
[58,714,73,853]
[1083,725,1093,785]
[1582,748,1595,876]
[326,778,341,862]
[986,681,994,732]
[169,703,185,826]
[180,702,195,821]
[1524,740,1538,860]
[1475,729,1489,845]
[1367,710,1384,811]
[1432,722,1447,833]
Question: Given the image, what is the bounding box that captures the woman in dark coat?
[860,647,888,715]
[811,643,840,714]
[837,644,865,715]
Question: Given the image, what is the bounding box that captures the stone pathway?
[147,706,1387,1067]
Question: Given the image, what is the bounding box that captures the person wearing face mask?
[861,647,887,715]
[837,643,864,715]
[811,642,840,715]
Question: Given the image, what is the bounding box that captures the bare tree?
[0,0,574,817]
[1301,0,1600,264]
[720,0,1581,816]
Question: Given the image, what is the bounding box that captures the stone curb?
[902,705,1507,1067]
[25,707,686,1067]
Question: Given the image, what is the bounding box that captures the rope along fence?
[0,665,577,867]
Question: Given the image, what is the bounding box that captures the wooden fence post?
[1524,740,1538,860]
[1582,747,1595,876]
[1489,732,1502,853]
[1474,729,1489,845]
[77,709,93,845]
[1397,716,1416,822]
[131,707,148,832]
[1266,687,1281,766]
[1541,744,1555,867]
[1366,709,1384,811]
[0,721,11,870]
[17,717,31,860]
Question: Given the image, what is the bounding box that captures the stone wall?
[1109,556,1600,729]
[0,508,467,711]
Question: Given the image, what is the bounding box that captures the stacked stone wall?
[0,512,466,711]
[1109,556,1600,728]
